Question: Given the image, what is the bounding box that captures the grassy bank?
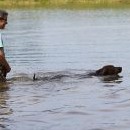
[0,0,130,9]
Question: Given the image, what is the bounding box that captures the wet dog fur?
[95,65,122,76]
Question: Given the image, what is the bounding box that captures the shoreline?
[0,0,130,9]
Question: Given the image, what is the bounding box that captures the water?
[0,8,130,130]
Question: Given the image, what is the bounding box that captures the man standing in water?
[0,10,11,81]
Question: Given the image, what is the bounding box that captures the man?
[0,10,11,81]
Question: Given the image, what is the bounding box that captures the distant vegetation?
[0,0,130,8]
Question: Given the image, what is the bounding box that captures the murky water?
[0,8,130,130]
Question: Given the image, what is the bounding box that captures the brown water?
[0,9,130,130]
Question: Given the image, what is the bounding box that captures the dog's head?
[96,65,122,76]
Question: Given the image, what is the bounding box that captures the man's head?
[0,10,8,29]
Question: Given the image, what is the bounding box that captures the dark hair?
[0,10,8,19]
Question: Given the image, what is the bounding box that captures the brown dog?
[95,65,122,76]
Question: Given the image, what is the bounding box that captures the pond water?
[1,8,130,130]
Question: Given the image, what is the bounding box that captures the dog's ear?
[100,68,108,75]
[96,68,104,75]
[96,67,111,75]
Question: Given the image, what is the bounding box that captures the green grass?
[0,0,130,9]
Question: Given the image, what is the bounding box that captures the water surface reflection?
[0,83,12,130]
[2,8,130,130]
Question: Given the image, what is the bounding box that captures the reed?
[0,0,130,8]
